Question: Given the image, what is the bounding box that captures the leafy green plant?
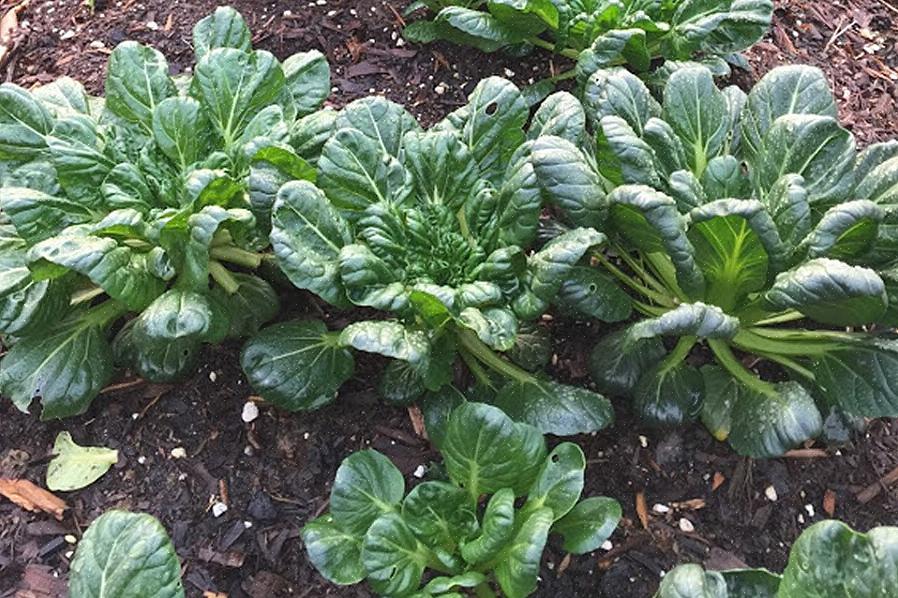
[303,401,621,597]
[403,0,773,86]
[69,510,184,598]
[656,520,898,597]
[0,7,331,418]
[527,64,898,457]
[240,77,628,436]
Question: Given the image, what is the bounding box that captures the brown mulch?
[745,0,898,146]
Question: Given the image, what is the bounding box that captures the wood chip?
[857,463,898,504]
[198,546,245,568]
[0,479,67,520]
[711,471,726,491]
[0,0,29,67]
[823,489,836,517]
[407,405,427,439]
[635,491,649,530]
[202,593,227,598]
[671,498,706,511]
[783,448,828,458]
[556,553,571,577]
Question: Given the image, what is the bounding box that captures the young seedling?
[303,402,621,597]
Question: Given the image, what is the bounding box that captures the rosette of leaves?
[528,63,898,457]
[656,520,898,597]
[302,402,621,598]
[403,0,772,88]
[241,77,627,436]
[0,7,332,419]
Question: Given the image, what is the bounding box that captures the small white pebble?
[652,503,670,514]
[60,30,75,40]
[89,40,105,49]
[303,432,310,440]
[638,435,648,448]
[211,502,228,518]
[131,413,139,420]
[804,504,815,517]
[170,447,187,459]
[678,518,694,532]
[601,540,613,551]
[503,68,515,78]
[396,37,406,47]
[178,473,187,481]
[65,550,74,559]
[434,83,447,95]
[241,401,259,423]
[798,513,805,524]
[244,521,253,528]
[243,446,254,456]
[283,9,292,16]
[64,535,77,544]
[146,20,159,31]
[209,371,217,382]
[764,485,778,502]
[413,464,426,478]
[137,456,147,465]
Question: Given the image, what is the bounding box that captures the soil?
[2,0,898,597]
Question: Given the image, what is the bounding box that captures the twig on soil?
[856,463,898,504]
[386,3,406,28]
[783,448,829,458]
[101,377,145,395]
[823,17,855,53]
[136,391,164,420]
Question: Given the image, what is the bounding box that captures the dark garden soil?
[2,0,898,597]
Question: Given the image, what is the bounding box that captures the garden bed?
[2,0,898,597]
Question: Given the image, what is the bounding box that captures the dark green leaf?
[524,442,584,520]
[552,496,621,555]
[494,507,553,598]
[270,180,351,306]
[240,320,355,411]
[301,515,365,585]
[362,512,431,596]
[192,6,251,60]
[331,449,404,534]
[589,328,666,396]
[556,265,632,322]
[460,488,515,564]
[811,340,898,418]
[633,361,704,427]
[765,258,886,325]
[69,511,184,598]
[493,379,613,436]
[441,402,546,497]
[105,42,176,130]
[402,481,478,547]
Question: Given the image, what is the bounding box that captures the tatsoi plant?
[241,78,629,436]
[69,510,184,598]
[0,7,331,418]
[656,520,898,597]
[303,402,621,598]
[403,0,772,85]
[528,64,898,457]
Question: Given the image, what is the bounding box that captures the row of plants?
[3,5,898,597]
[62,401,898,597]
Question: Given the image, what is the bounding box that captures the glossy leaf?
[69,511,184,598]
[105,42,176,129]
[301,515,365,585]
[362,512,431,596]
[765,258,887,326]
[494,379,614,436]
[494,507,554,598]
[552,496,621,555]
[331,449,404,535]
[441,402,546,498]
[240,320,354,411]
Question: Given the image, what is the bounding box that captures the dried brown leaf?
[0,479,67,520]
[635,491,649,530]
[823,489,836,517]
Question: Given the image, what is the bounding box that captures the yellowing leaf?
[46,432,118,492]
